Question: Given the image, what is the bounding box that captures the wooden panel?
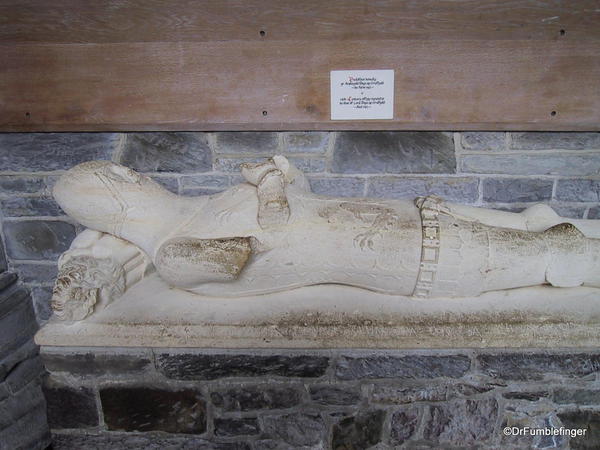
[2,0,598,42]
[1,0,599,131]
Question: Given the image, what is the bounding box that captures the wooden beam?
[1,0,599,131]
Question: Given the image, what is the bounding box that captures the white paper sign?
[330,70,394,120]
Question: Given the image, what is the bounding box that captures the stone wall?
[1,131,599,323]
[0,230,50,449]
[42,347,600,449]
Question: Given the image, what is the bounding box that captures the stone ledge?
[35,273,600,349]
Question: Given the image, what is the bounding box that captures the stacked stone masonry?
[42,347,600,449]
[1,131,600,322]
[0,236,50,449]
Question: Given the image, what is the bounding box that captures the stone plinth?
[36,272,600,349]
[41,346,600,449]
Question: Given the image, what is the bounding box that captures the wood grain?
[1,0,598,43]
[0,0,599,131]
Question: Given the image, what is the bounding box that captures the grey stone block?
[371,382,493,404]
[555,179,600,202]
[589,207,600,219]
[0,404,50,450]
[0,176,45,195]
[367,176,479,203]
[0,239,6,273]
[51,433,251,450]
[0,133,118,172]
[461,132,506,151]
[0,272,17,292]
[0,378,45,429]
[482,178,553,203]
[156,353,329,380]
[181,174,232,190]
[211,385,301,412]
[149,176,179,194]
[283,132,329,154]
[550,204,588,219]
[308,177,365,197]
[477,353,600,381]
[0,196,64,217]
[423,398,498,445]
[31,285,54,321]
[120,132,212,173]
[42,348,153,376]
[4,355,44,394]
[332,132,455,174]
[331,409,386,449]
[501,391,549,401]
[216,132,279,154]
[553,388,600,405]
[100,386,206,434]
[557,410,600,449]
[335,354,471,380]
[3,220,76,260]
[0,339,38,382]
[261,412,326,447]
[511,132,600,150]
[389,407,419,445]
[43,377,99,429]
[215,156,325,173]
[308,385,361,405]
[181,187,225,196]
[461,153,600,176]
[0,289,37,360]
[214,417,260,437]
[12,263,57,284]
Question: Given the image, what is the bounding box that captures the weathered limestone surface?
[2,131,600,323]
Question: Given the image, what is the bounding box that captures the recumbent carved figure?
[50,156,600,321]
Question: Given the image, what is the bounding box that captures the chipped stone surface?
[367,176,479,202]
[461,132,506,151]
[511,132,600,150]
[0,196,64,217]
[0,176,46,195]
[308,176,365,197]
[308,385,361,405]
[477,353,600,381]
[216,132,279,154]
[0,133,118,171]
[261,412,326,447]
[120,132,212,173]
[42,348,152,376]
[335,355,471,380]
[461,153,600,175]
[331,409,386,449]
[100,386,206,434]
[423,398,498,445]
[555,179,600,202]
[482,178,553,203]
[332,131,455,174]
[3,220,76,260]
[284,132,329,154]
[389,407,420,445]
[157,353,329,380]
[214,418,260,437]
[43,379,99,428]
[211,385,302,412]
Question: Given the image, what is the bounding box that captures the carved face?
[51,263,99,321]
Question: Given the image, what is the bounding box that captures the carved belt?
[413,196,445,298]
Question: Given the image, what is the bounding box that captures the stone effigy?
[48,156,600,324]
